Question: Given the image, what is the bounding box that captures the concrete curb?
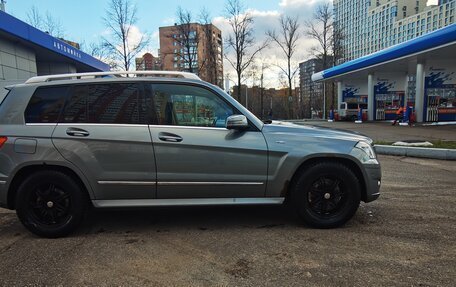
[374,145,456,160]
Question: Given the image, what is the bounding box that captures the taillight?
[0,137,7,148]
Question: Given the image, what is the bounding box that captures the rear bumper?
[0,179,8,208]
[363,164,381,203]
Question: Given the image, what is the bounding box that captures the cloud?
[279,0,321,7]
[101,24,152,67]
[126,25,145,48]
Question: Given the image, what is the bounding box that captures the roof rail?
[24,71,201,84]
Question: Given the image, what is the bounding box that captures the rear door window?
[24,86,68,123]
[62,83,148,124]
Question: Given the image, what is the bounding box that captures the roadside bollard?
[400,106,413,126]
[355,107,363,124]
[407,106,414,127]
[402,106,409,124]
[328,109,334,122]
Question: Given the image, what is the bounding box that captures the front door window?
[152,84,234,128]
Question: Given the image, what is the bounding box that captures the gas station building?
[0,10,109,99]
[312,24,456,122]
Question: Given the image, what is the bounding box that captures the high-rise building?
[334,0,455,62]
[299,58,334,118]
[135,52,162,71]
[159,23,223,88]
[333,0,371,62]
[299,59,324,118]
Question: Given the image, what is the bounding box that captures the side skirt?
[92,198,285,208]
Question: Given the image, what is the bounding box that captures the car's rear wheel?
[291,162,361,228]
[15,170,87,238]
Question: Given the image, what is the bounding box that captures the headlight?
[355,141,376,159]
[350,141,378,164]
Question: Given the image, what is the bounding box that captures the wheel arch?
[286,155,368,202]
[7,164,93,210]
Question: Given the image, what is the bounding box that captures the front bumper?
[363,164,381,202]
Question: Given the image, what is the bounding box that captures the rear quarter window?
[24,86,68,123]
[0,90,9,105]
[62,83,148,124]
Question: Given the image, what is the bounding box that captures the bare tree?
[267,15,300,119]
[306,3,332,71]
[306,2,345,117]
[306,2,333,118]
[86,42,120,70]
[27,6,65,38]
[330,20,345,111]
[224,0,267,102]
[102,0,149,71]
[332,21,345,67]
[199,8,222,87]
[165,7,202,74]
[161,7,222,87]
[259,61,269,119]
[27,6,42,28]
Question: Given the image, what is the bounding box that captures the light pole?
[323,82,326,119]
[245,84,248,110]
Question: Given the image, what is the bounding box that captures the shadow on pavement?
[78,205,300,235]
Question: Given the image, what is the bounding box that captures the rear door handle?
[66,128,90,137]
[158,132,183,142]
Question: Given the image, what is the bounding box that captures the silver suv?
[0,71,381,238]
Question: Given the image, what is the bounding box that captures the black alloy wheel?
[27,182,72,226]
[307,176,347,217]
[291,162,361,228]
[16,170,87,238]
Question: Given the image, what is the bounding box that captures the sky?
[5,0,334,88]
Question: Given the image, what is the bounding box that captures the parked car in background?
[0,71,381,238]
[339,102,368,121]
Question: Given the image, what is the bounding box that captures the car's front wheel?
[15,170,87,238]
[291,162,361,228]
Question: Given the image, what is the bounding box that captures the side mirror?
[226,115,249,130]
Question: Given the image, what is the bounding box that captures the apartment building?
[159,23,223,88]
[333,0,371,61]
[299,59,325,118]
[334,0,455,62]
[135,52,162,71]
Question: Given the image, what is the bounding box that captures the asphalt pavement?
[0,155,455,286]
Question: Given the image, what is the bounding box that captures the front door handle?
[158,132,183,142]
[66,127,90,137]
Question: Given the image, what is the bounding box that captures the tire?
[15,170,87,238]
[351,115,357,122]
[290,162,361,228]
